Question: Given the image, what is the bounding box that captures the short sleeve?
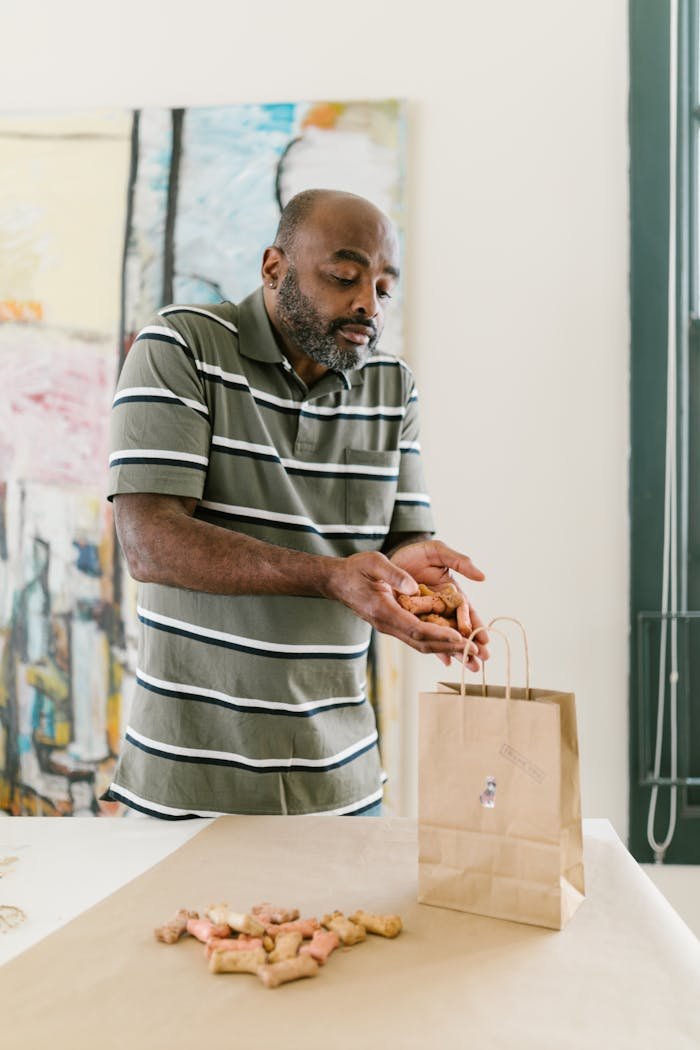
[388,380,436,535]
[108,317,211,501]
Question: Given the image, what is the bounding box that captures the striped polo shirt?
[105,287,435,818]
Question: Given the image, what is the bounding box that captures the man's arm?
[113,492,471,659]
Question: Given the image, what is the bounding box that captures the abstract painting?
[0,100,407,815]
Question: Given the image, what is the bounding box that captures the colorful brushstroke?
[0,100,406,816]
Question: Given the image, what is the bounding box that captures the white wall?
[3,1,630,830]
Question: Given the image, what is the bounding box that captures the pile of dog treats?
[155,901,402,989]
[397,582,470,635]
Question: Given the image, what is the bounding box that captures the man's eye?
[378,289,393,300]
[331,274,355,286]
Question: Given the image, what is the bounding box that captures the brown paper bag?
[418,618,585,930]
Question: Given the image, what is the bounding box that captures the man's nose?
[351,281,379,318]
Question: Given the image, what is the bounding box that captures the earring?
[269,281,276,289]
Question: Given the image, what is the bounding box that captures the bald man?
[105,189,488,818]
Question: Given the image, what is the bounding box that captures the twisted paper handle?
[461,625,511,700]
[460,616,532,701]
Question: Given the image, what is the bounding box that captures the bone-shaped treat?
[205,936,263,959]
[186,918,231,943]
[349,910,403,938]
[299,928,340,964]
[265,917,319,940]
[267,931,302,963]
[251,902,300,925]
[257,954,319,989]
[321,911,366,946]
[209,946,267,974]
[154,908,199,944]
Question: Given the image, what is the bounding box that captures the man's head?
[262,189,400,373]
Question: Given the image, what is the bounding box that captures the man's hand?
[388,539,489,672]
[324,550,476,660]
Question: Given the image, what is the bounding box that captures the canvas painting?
[0,100,407,815]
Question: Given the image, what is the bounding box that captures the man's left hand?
[389,539,489,672]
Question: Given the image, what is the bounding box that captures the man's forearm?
[114,494,336,598]
[113,493,473,660]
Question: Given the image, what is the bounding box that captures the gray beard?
[275,268,378,371]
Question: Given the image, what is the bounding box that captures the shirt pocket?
[344,448,400,530]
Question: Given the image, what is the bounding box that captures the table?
[1,817,698,1049]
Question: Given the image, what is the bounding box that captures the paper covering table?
[0,817,698,1049]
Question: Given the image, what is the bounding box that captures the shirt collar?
[236,286,365,388]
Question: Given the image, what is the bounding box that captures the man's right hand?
[323,551,476,659]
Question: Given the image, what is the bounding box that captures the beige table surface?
[1,816,698,1050]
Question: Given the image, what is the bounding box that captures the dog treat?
[397,582,477,640]
[205,903,231,926]
[419,613,454,628]
[321,911,366,946]
[267,931,303,963]
[257,954,319,989]
[349,910,403,938]
[456,601,471,636]
[155,908,199,944]
[252,902,300,925]
[397,593,444,616]
[265,917,319,940]
[186,917,231,943]
[437,583,463,613]
[205,936,264,959]
[209,946,267,974]
[229,911,266,937]
[156,901,402,989]
[300,928,340,965]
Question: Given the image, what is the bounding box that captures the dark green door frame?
[629,0,700,862]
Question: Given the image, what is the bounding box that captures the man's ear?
[262,246,286,288]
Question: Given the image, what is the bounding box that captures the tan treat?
[225,911,266,937]
[209,946,266,974]
[456,602,472,637]
[300,928,340,964]
[265,917,319,940]
[186,917,231,943]
[263,935,275,952]
[321,911,366,946]
[251,902,300,925]
[154,908,198,944]
[418,584,433,596]
[257,954,319,989]
[205,903,231,926]
[267,931,302,963]
[397,593,435,615]
[205,936,263,959]
[349,910,403,938]
[420,614,454,628]
[437,583,463,612]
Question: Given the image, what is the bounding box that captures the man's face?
[272,201,400,372]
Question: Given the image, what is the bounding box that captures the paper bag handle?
[460,616,531,701]
[487,617,531,700]
[461,625,512,700]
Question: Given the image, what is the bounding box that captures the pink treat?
[266,917,320,940]
[186,918,231,943]
[300,928,340,965]
[205,936,263,959]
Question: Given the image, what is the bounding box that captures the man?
[104,189,488,818]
